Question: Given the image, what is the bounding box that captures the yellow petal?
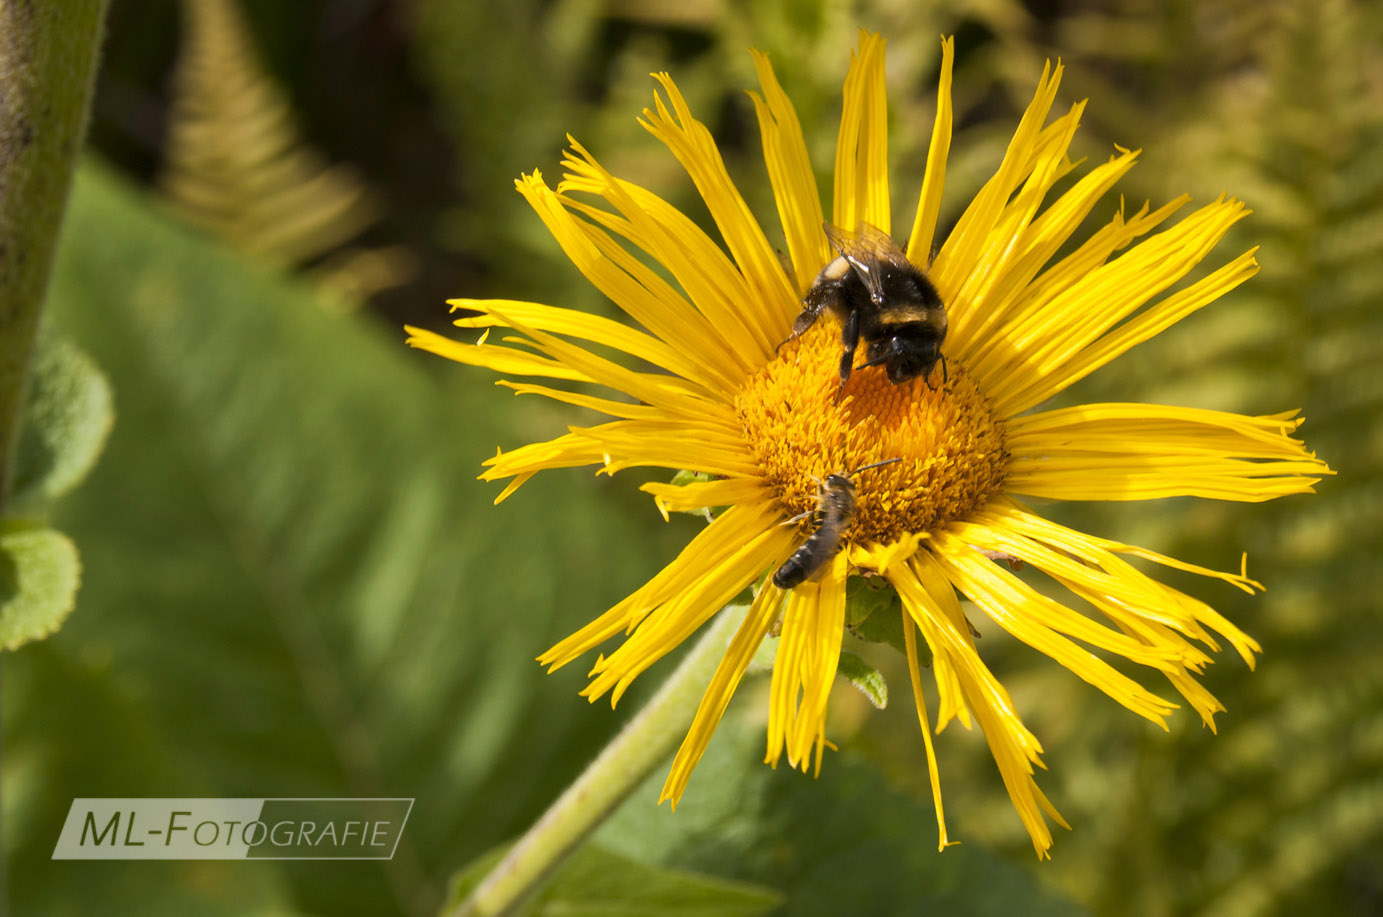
[571,419,761,479]
[1005,403,1331,503]
[993,248,1260,415]
[405,325,586,382]
[957,500,1261,722]
[888,551,1065,856]
[905,36,955,266]
[495,380,661,422]
[586,509,797,705]
[900,552,974,731]
[661,582,785,807]
[902,607,953,850]
[487,306,726,418]
[931,530,1180,725]
[516,172,740,383]
[559,144,778,366]
[538,502,781,673]
[930,60,1064,299]
[981,197,1252,414]
[766,551,849,773]
[945,100,1087,352]
[749,49,830,293]
[847,533,926,576]
[956,145,1141,382]
[640,74,800,331]
[479,432,606,502]
[833,30,891,234]
[640,477,769,514]
[449,297,731,396]
[986,495,1264,665]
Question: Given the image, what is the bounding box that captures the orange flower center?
[735,319,1008,545]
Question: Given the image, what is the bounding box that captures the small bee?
[782,222,947,390]
[773,458,902,590]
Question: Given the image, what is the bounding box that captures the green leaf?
[836,650,887,709]
[445,843,781,917]
[0,526,80,650]
[9,330,114,512]
[845,575,908,655]
[8,161,691,915]
[668,470,714,488]
[596,710,1084,917]
[843,572,899,625]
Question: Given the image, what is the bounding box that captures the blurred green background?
[6,0,1381,914]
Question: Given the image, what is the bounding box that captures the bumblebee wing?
[823,221,913,304]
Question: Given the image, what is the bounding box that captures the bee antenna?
[846,457,902,477]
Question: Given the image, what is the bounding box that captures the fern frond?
[160,0,378,268]
[1016,2,1383,914]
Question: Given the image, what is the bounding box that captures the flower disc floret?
[738,319,1007,545]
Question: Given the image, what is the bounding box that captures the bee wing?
[823,221,913,304]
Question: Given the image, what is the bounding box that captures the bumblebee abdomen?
[875,305,941,327]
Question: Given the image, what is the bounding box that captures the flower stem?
[0,0,110,516]
[449,602,751,917]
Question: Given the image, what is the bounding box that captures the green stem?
[449,603,752,917]
[0,7,109,914]
[0,0,110,516]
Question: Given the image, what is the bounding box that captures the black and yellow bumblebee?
[773,458,901,589]
[783,222,947,389]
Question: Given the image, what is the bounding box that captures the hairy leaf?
[836,649,888,709]
[9,330,113,512]
[0,526,80,650]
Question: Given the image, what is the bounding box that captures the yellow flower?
[407,32,1330,857]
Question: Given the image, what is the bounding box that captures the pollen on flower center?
[736,319,1008,545]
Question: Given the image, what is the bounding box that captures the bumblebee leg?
[831,311,861,404]
[837,308,861,383]
[776,281,837,352]
[920,353,947,391]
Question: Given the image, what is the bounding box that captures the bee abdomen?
[772,552,810,589]
[772,529,839,589]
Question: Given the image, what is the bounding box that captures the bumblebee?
[773,458,901,590]
[783,222,947,389]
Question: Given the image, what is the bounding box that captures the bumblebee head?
[885,348,937,384]
[863,330,941,384]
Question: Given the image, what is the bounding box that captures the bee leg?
[775,312,813,353]
[831,311,862,404]
[779,510,812,527]
[837,308,861,384]
[777,282,837,352]
[919,353,948,391]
